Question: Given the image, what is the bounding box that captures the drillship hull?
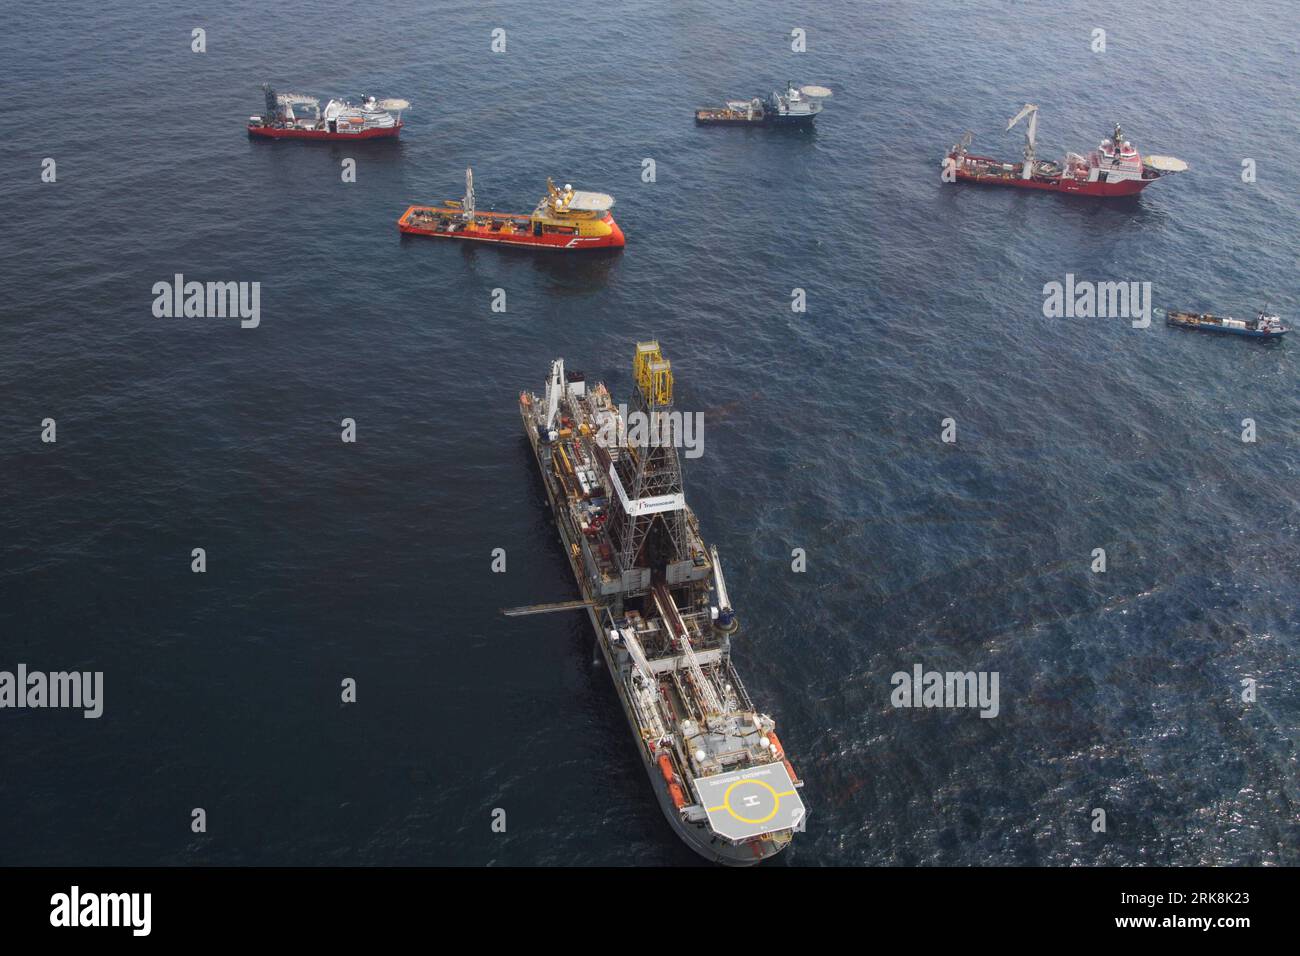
[519,399,787,866]
[399,206,625,251]
[954,167,1152,196]
[247,123,401,140]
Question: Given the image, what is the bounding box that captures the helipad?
[695,763,805,841]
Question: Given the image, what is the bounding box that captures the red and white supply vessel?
[945,105,1187,197]
[248,84,408,140]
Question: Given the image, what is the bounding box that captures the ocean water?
[1,0,1296,866]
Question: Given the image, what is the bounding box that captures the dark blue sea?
[1,0,1296,866]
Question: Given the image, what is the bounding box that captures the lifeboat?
[657,753,687,809]
[768,732,801,786]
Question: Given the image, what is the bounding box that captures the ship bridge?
[694,762,805,843]
[541,179,615,219]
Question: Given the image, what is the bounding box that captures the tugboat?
[695,83,832,127]
[514,342,806,864]
[397,169,625,251]
[1166,308,1288,339]
[945,106,1186,196]
[248,85,408,140]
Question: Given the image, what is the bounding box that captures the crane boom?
[620,627,653,679]
[1006,103,1039,179]
[544,358,564,435]
[463,167,475,219]
[709,544,736,630]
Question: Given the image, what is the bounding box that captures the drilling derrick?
[608,341,689,578]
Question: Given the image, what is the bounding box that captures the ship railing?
[679,608,713,634]
[723,658,755,711]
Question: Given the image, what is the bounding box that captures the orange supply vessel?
[398,168,625,251]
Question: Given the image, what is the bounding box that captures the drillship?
[946,105,1186,196]
[399,169,625,251]
[514,343,805,864]
[248,85,407,140]
[695,83,832,126]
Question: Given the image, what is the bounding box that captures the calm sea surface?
[1,0,1296,865]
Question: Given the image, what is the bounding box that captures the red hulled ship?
[398,169,625,251]
[945,105,1186,197]
[248,85,408,141]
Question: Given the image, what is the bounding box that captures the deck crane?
[543,358,564,440]
[618,626,654,679]
[1006,103,1039,180]
[611,625,670,740]
[462,167,475,219]
[709,545,736,632]
[947,130,973,161]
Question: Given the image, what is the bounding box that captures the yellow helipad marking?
[705,789,797,813]
[703,779,798,825]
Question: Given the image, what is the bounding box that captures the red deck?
[248,123,402,141]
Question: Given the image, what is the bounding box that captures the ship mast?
[1007,103,1039,180]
